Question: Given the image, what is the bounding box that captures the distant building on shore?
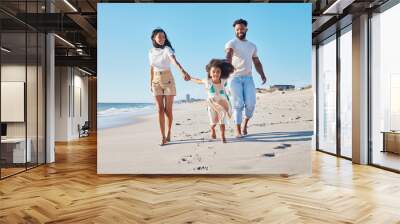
[270,85,295,91]
[174,94,204,104]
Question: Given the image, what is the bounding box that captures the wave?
[97,105,155,117]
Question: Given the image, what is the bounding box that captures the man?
[225,18,267,137]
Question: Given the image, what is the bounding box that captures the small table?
[381,131,400,154]
[1,138,32,164]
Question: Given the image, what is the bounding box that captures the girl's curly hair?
[206,59,234,80]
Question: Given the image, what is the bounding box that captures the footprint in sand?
[273,143,292,150]
[180,154,204,164]
[179,155,193,164]
[273,145,286,149]
[253,123,266,127]
[193,165,209,171]
[261,153,275,157]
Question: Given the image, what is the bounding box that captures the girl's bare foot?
[210,125,217,139]
[220,124,226,142]
[159,137,167,146]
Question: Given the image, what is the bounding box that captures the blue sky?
[98,3,311,103]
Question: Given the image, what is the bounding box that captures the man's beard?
[236,32,246,40]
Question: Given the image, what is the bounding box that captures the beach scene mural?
[97,3,312,174]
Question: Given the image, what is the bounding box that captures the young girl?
[190,59,234,143]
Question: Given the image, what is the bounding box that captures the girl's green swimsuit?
[208,79,230,101]
[205,79,232,124]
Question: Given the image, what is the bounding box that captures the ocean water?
[97,103,155,129]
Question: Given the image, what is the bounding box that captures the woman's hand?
[182,71,191,81]
[184,73,191,81]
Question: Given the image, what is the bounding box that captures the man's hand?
[261,74,267,85]
[225,48,233,63]
[253,57,267,85]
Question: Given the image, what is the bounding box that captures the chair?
[78,121,90,138]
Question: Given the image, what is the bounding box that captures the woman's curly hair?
[206,59,234,80]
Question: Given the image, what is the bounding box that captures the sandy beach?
[98,88,313,175]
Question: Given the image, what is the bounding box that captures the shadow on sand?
[164,130,313,146]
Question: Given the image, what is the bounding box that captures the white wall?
[1,63,46,164]
[55,67,89,141]
[1,65,38,138]
[72,73,89,138]
[55,66,70,141]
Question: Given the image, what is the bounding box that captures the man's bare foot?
[242,118,250,136]
[235,125,242,138]
[242,127,248,136]
[159,137,167,146]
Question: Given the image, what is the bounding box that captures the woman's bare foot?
[211,129,217,139]
[166,133,171,142]
[159,137,167,146]
[222,137,227,143]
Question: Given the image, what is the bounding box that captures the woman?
[149,28,190,146]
